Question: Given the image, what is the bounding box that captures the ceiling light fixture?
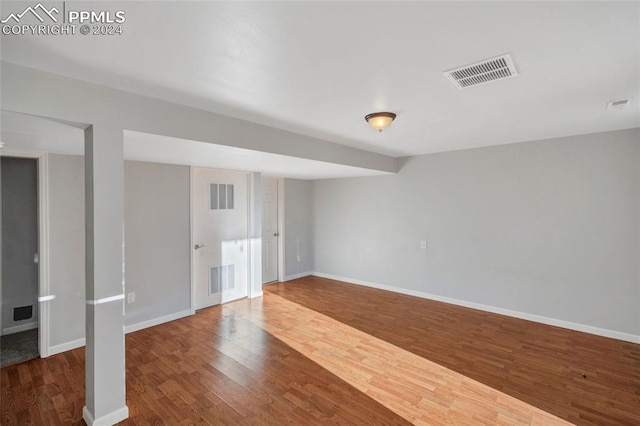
[365,112,396,132]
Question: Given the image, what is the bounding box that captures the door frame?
[261,176,285,284]
[0,148,51,357]
[189,167,195,313]
[276,177,285,283]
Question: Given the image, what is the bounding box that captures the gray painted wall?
[124,161,191,325]
[47,155,191,348]
[284,179,314,278]
[49,154,85,346]
[313,129,640,336]
[1,157,39,334]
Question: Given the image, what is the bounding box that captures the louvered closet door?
[192,168,249,309]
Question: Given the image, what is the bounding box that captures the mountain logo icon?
[1,3,59,24]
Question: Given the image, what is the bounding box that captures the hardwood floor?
[1,297,408,425]
[1,276,638,424]
[266,277,640,425]
[232,290,569,425]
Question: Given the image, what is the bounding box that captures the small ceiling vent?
[606,99,630,111]
[444,54,518,89]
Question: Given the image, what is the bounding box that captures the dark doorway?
[1,156,39,367]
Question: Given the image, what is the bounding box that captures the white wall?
[284,179,314,279]
[313,129,640,339]
[47,155,192,352]
[49,154,85,347]
[124,161,191,326]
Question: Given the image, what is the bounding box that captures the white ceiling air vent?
[444,54,518,89]
[606,99,630,111]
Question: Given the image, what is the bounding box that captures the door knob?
[194,244,206,250]
[274,233,279,237]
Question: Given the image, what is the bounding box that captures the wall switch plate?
[297,254,302,262]
[127,292,135,304]
[421,240,428,249]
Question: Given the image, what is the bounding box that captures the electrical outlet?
[421,240,428,249]
[297,254,302,262]
[127,292,135,304]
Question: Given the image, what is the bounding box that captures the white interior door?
[193,168,249,309]
[262,177,279,284]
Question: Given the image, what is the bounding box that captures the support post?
[83,125,128,426]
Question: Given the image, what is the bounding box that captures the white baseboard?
[49,337,86,356]
[250,291,264,299]
[2,321,38,336]
[283,271,312,282]
[124,309,192,334]
[46,310,193,357]
[83,405,129,426]
[311,271,640,344]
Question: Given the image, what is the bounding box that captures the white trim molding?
[283,271,312,282]
[49,338,86,356]
[83,405,129,426]
[189,166,195,314]
[277,177,285,283]
[48,310,194,356]
[2,321,39,336]
[310,272,640,344]
[124,310,192,334]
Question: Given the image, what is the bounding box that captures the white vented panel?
[209,266,220,295]
[227,185,234,210]
[444,54,518,89]
[210,183,219,210]
[226,266,235,290]
[210,183,235,210]
[209,264,235,295]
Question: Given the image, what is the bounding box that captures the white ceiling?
[0,110,389,179]
[1,1,639,159]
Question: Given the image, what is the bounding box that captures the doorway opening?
[1,156,40,367]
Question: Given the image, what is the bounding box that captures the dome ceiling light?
[365,112,396,132]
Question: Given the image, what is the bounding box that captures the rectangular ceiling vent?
[444,54,518,89]
[606,99,630,111]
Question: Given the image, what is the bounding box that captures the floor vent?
[444,54,518,89]
[13,305,33,321]
[209,264,235,295]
